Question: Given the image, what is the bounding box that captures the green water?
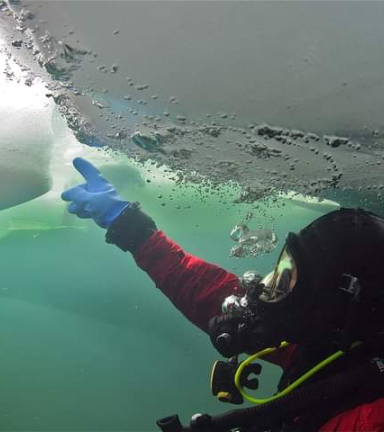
[0,168,336,431]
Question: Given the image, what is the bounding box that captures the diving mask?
[259,246,297,303]
[221,246,298,318]
[211,246,299,358]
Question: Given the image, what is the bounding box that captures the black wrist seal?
[105,202,157,253]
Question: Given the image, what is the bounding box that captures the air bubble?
[229,224,278,258]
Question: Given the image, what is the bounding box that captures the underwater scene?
[1,1,384,431]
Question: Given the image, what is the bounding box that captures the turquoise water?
[0,168,331,431]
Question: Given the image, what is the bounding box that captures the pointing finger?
[73,157,108,192]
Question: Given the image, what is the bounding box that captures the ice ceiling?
[1,1,384,207]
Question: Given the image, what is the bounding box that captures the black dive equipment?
[156,208,384,432]
[208,269,272,358]
[156,357,384,432]
[210,357,261,405]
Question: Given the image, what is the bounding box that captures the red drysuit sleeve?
[133,230,242,332]
[133,230,295,369]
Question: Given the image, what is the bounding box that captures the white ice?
[0,51,54,211]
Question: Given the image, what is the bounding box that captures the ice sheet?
[1,1,383,210]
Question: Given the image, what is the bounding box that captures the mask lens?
[262,247,297,302]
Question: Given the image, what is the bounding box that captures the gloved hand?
[61,157,130,229]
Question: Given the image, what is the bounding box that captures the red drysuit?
[133,231,384,431]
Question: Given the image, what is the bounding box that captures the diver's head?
[211,208,384,357]
[275,207,384,347]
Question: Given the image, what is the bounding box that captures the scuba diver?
[62,157,384,432]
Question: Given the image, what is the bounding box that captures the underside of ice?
[1,0,384,213]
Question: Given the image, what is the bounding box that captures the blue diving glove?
[61,157,130,229]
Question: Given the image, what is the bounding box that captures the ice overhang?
[1,0,384,205]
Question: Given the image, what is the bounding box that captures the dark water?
[0,173,332,431]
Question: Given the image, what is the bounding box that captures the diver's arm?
[61,157,293,368]
[107,217,295,367]
[105,208,297,367]
[129,225,296,367]
[106,206,243,332]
